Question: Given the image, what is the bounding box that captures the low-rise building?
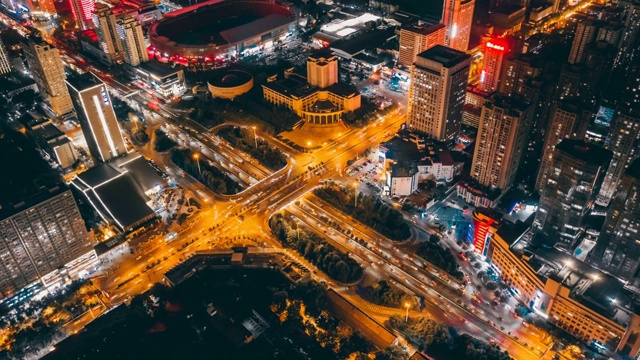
[134,60,187,99]
[379,131,464,196]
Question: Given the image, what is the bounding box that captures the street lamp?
[193,153,201,175]
[307,141,312,147]
[404,302,411,322]
[252,126,258,148]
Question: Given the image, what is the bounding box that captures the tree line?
[358,280,416,309]
[387,315,511,360]
[314,186,410,241]
[154,129,177,152]
[218,126,287,171]
[170,149,241,195]
[270,213,363,283]
[417,236,465,281]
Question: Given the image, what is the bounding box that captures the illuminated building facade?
[468,208,502,255]
[590,158,640,281]
[407,45,471,142]
[537,139,612,250]
[116,15,148,66]
[443,0,475,52]
[569,19,597,64]
[471,96,532,191]
[93,3,124,63]
[22,34,74,116]
[398,24,446,67]
[66,74,127,163]
[535,100,592,192]
[597,109,640,206]
[479,38,508,93]
[0,37,11,75]
[70,0,95,30]
[306,53,338,89]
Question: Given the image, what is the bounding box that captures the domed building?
[207,70,253,99]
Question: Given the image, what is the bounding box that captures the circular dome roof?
[209,70,252,88]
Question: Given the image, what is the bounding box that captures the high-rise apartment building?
[590,158,640,281]
[398,24,446,67]
[66,74,127,162]
[0,131,93,299]
[537,139,612,250]
[22,34,74,116]
[615,0,640,69]
[93,3,123,63]
[0,37,11,75]
[70,0,95,30]
[442,0,475,52]
[498,54,541,96]
[569,19,597,64]
[479,37,509,93]
[471,96,532,191]
[117,15,149,66]
[407,45,471,142]
[597,109,640,206]
[535,100,592,191]
[306,51,338,88]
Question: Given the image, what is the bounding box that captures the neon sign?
[486,42,505,51]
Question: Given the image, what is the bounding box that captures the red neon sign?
[486,42,505,52]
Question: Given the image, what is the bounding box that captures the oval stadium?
[149,0,295,64]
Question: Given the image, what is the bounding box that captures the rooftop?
[416,45,471,68]
[137,60,181,78]
[625,157,640,180]
[0,129,66,220]
[331,28,396,56]
[555,139,612,167]
[401,23,445,36]
[66,73,104,92]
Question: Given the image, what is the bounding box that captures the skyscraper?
[66,73,127,162]
[535,100,592,191]
[398,24,446,67]
[590,158,640,281]
[407,45,471,142]
[70,0,95,30]
[0,37,11,75]
[597,109,640,206]
[93,3,123,63]
[117,15,149,66]
[537,139,612,250]
[615,0,640,69]
[569,18,597,64]
[471,96,532,191]
[442,0,475,52]
[22,33,74,116]
[498,54,541,96]
[0,130,93,299]
[479,37,509,93]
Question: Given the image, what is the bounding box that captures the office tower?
[22,34,74,116]
[0,130,93,299]
[615,0,640,69]
[498,54,541,96]
[93,3,123,63]
[569,19,597,64]
[590,158,640,281]
[597,109,640,206]
[535,100,592,191]
[0,37,11,75]
[117,15,149,66]
[471,96,532,191]
[407,45,471,142]
[479,37,509,93]
[537,139,612,250]
[70,0,95,30]
[398,24,446,67]
[66,74,126,162]
[442,0,475,52]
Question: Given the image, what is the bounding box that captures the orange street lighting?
[193,153,201,175]
[307,141,312,147]
[404,302,411,322]
[251,126,258,148]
